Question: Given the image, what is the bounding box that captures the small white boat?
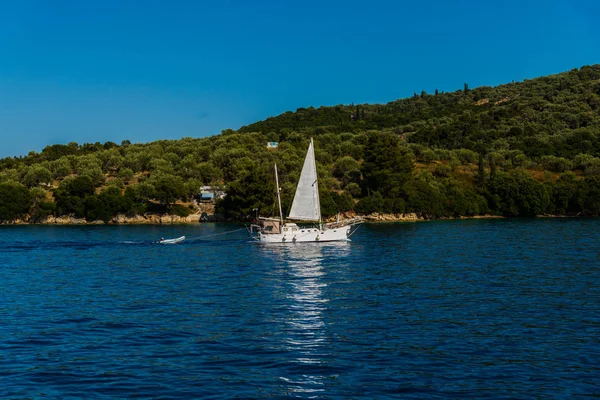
[159,236,185,244]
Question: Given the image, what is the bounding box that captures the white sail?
[250,137,362,243]
[288,139,321,222]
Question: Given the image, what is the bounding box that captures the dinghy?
[159,236,185,244]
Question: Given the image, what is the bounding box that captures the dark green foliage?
[150,174,186,208]
[239,65,600,160]
[361,132,413,198]
[540,156,573,173]
[382,197,406,214]
[62,176,95,198]
[579,176,600,215]
[336,191,355,213]
[99,187,133,216]
[0,182,32,221]
[2,65,600,221]
[320,190,354,217]
[41,143,79,161]
[355,192,384,214]
[442,179,488,216]
[53,177,133,221]
[29,201,56,222]
[548,173,580,215]
[171,204,191,217]
[345,182,361,197]
[127,182,155,203]
[434,164,452,178]
[55,194,86,218]
[22,165,53,188]
[50,157,72,179]
[123,186,147,216]
[216,162,275,220]
[332,155,362,190]
[485,171,549,216]
[403,179,447,218]
[84,195,111,222]
[54,176,95,217]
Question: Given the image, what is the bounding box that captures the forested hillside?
[1,65,600,223]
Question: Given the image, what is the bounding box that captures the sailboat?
[250,138,362,243]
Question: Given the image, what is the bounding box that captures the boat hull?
[258,225,351,243]
[159,236,185,244]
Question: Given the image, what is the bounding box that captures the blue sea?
[0,219,599,399]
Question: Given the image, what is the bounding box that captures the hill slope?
[240,65,600,159]
[1,65,600,223]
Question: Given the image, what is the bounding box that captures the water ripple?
[0,221,598,398]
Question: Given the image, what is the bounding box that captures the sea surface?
[0,219,599,399]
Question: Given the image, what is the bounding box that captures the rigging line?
[184,228,247,241]
[347,222,362,238]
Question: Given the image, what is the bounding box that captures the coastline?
[1,212,586,226]
[0,212,509,225]
[361,212,505,222]
[1,213,214,225]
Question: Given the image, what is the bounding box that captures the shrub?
[170,204,191,217]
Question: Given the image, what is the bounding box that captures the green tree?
[486,171,549,216]
[197,162,222,184]
[345,182,361,198]
[100,187,132,217]
[0,182,32,221]
[117,168,134,183]
[98,148,124,172]
[148,158,174,175]
[41,143,78,161]
[549,172,580,215]
[216,163,274,220]
[75,155,105,186]
[50,157,72,179]
[150,174,186,209]
[355,191,384,214]
[320,190,354,217]
[580,176,600,215]
[0,169,20,184]
[54,176,95,217]
[332,156,361,186]
[22,165,53,188]
[29,187,55,222]
[403,178,447,217]
[361,132,413,198]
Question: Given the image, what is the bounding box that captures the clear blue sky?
[1,0,598,158]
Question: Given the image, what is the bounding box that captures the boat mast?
[310,138,323,228]
[274,163,284,224]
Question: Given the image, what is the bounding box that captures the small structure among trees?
[196,186,226,203]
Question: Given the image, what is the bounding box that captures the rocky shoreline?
[0,213,585,225]
[3,213,215,225]
[361,212,505,222]
[0,212,510,225]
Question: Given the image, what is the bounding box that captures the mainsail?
[287,139,321,222]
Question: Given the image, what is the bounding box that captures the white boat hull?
[159,236,185,244]
[258,225,351,243]
[250,139,362,244]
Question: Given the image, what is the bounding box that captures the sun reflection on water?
[264,242,350,397]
